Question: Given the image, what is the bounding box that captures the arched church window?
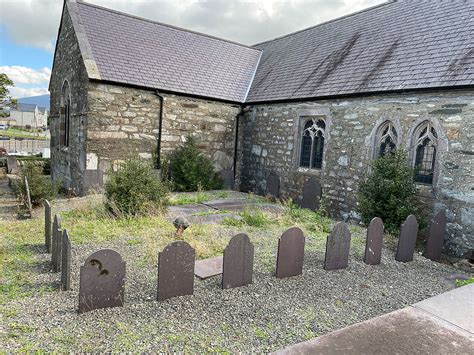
[60,81,71,147]
[376,121,398,157]
[413,121,438,185]
[300,118,325,169]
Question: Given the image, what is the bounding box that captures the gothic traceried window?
[413,121,438,185]
[376,121,398,157]
[60,81,71,147]
[300,118,325,169]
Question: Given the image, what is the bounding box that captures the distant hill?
[17,94,50,109]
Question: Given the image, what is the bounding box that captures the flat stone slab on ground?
[186,213,241,225]
[413,283,474,333]
[167,204,216,218]
[203,199,259,212]
[195,256,223,279]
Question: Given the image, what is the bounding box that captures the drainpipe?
[233,106,249,181]
[154,91,164,169]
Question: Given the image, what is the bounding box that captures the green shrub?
[14,162,60,206]
[167,136,223,191]
[357,150,423,234]
[105,159,169,216]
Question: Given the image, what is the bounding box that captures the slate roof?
[69,1,473,104]
[72,1,261,102]
[12,103,37,112]
[247,1,474,102]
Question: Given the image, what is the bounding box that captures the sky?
[0,0,385,99]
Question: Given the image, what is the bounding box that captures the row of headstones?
[73,211,446,314]
[44,200,71,291]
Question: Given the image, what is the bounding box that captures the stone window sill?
[296,167,323,176]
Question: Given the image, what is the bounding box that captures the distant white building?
[9,103,48,129]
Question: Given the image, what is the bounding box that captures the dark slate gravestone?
[324,222,351,270]
[44,200,52,253]
[51,215,62,272]
[220,169,234,190]
[276,227,305,278]
[266,172,280,199]
[364,217,384,265]
[78,249,126,313]
[61,230,71,291]
[300,177,322,211]
[6,156,18,174]
[195,256,223,279]
[395,215,419,263]
[83,170,104,193]
[157,241,195,301]
[424,211,447,262]
[222,233,254,289]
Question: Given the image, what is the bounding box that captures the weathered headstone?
[51,215,62,272]
[83,170,104,192]
[195,256,223,279]
[6,155,18,174]
[424,211,446,262]
[222,233,254,289]
[276,227,305,278]
[266,172,280,199]
[324,222,351,270]
[220,169,234,190]
[78,249,126,313]
[395,215,419,262]
[157,241,195,301]
[61,230,71,291]
[364,217,384,265]
[44,200,52,253]
[300,177,322,211]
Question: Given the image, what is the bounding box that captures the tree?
[0,73,17,108]
[357,149,423,234]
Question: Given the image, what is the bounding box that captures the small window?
[60,81,71,147]
[300,118,325,169]
[376,121,398,157]
[413,122,438,185]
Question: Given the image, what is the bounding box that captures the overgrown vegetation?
[105,159,169,216]
[165,136,223,192]
[357,150,423,234]
[13,162,60,206]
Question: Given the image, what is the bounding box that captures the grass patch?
[169,191,212,205]
[455,277,474,287]
[0,129,49,140]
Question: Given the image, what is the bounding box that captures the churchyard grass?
[0,192,464,352]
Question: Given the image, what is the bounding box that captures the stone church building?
[50,0,473,258]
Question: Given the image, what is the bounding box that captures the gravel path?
[1,223,463,352]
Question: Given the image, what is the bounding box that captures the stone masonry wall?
[240,90,474,258]
[86,83,240,182]
[49,5,89,193]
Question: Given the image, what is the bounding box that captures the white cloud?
[0,0,385,50]
[0,66,51,85]
[8,86,49,99]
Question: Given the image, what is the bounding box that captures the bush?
[105,159,169,216]
[357,150,423,234]
[167,136,223,192]
[14,162,60,206]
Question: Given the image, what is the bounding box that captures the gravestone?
[195,256,223,279]
[266,172,280,199]
[324,222,351,270]
[6,155,18,174]
[300,177,322,211]
[78,249,126,313]
[424,211,446,262]
[51,215,62,272]
[395,215,419,262]
[83,170,104,192]
[157,241,195,301]
[222,233,254,289]
[276,227,305,278]
[220,169,234,190]
[44,200,52,253]
[61,230,71,291]
[364,217,384,265]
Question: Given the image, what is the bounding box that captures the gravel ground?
[1,221,464,352]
